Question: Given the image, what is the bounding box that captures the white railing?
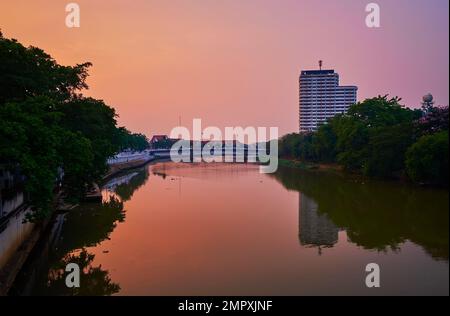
[107,151,152,165]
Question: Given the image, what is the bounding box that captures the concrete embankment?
[0,187,74,295]
[0,204,53,296]
[103,156,157,181]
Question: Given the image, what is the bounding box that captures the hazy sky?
[1,0,448,136]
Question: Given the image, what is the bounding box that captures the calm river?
[12,162,449,295]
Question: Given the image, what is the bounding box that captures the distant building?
[150,135,169,148]
[299,65,357,132]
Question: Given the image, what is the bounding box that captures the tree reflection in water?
[110,167,150,202]
[12,164,448,295]
[44,249,120,296]
[272,166,449,261]
[12,167,150,296]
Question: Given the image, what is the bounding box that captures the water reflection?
[41,249,120,296]
[12,167,150,295]
[273,166,449,261]
[299,193,338,255]
[104,168,149,202]
[10,163,449,295]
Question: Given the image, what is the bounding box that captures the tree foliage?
[0,35,91,104]
[405,131,449,186]
[0,33,149,220]
[279,96,448,185]
[114,127,149,152]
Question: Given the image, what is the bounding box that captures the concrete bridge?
[108,146,259,165]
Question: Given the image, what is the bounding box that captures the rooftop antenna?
[319,60,323,70]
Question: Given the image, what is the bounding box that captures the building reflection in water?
[298,193,339,255]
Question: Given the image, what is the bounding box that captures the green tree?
[405,131,449,186]
[0,33,91,104]
[312,122,337,163]
[334,115,369,171]
[58,130,94,202]
[0,32,148,220]
[416,105,449,136]
[57,97,119,181]
[334,96,417,172]
[298,133,315,161]
[278,133,302,159]
[364,123,415,178]
[278,95,445,184]
[0,97,65,219]
[114,127,149,151]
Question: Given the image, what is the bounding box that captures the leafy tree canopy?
[278,95,448,185]
[0,32,149,220]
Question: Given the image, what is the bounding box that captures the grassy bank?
[279,159,343,173]
[278,158,438,188]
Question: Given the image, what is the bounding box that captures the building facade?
[299,69,357,132]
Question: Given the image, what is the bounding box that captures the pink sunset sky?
[0,0,448,137]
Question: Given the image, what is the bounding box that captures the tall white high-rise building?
[299,68,357,132]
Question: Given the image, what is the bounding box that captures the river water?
[12,162,449,295]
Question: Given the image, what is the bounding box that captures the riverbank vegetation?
[0,32,148,221]
[279,96,449,186]
[271,166,449,260]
